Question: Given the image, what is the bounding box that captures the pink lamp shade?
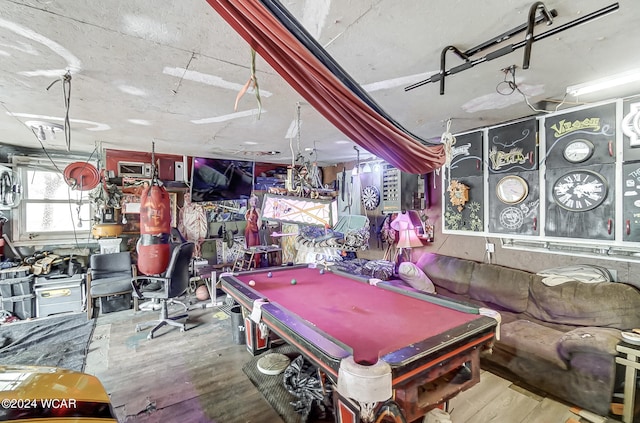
[396,220,423,249]
[391,212,423,249]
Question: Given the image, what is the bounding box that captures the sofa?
[408,253,640,416]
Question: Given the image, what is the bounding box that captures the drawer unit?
[34,275,85,318]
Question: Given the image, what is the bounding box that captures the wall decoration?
[622,162,640,242]
[544,102,616,169]
[449,131,483,178]
[563,139,594,164]
[444,175,483,232]
[448,180,469,211]
[495,175,528,205]
[488,118,538,172]
[361,185,380,210]
[622,99,640,162]
[261,194,338,227]
[488,171,539,235]
[551,170,608,212]
[545,164,615,240]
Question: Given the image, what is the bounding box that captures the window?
[13,160,93,245]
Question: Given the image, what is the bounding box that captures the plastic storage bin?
[1,294,36,320]
[0,275,35,297]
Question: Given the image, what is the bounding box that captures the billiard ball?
[290,279,297,285]
[267,272,273,278]
[249,280,256,286]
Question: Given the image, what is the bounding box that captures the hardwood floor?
[84,303,606,423]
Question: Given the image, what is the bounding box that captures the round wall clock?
[563,139,594,164]
[361,185,380,210]
[552,169,608,212]
[496,175,528,205]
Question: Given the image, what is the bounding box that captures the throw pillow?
[398,262,436,294]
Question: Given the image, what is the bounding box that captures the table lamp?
[391,211,423,267]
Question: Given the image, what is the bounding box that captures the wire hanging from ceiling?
[46,70,73,151]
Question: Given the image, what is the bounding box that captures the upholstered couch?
[410,253,640,416]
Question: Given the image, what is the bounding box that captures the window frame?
[11,157,96,246]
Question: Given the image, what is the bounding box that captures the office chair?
[131,242,195,339]
[86,251,138,319]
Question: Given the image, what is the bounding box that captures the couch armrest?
[557,327,621,361]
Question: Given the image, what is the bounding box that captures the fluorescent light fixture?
[566,69,640,96]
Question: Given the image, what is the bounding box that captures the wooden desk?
[616,342,640,423]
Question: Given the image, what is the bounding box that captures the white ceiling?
[1,0,639,167]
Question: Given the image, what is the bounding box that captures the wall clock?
[496,175,528,205]
[563,139,594,164]
[552,169,608,212]
[448,180,470,212]
[361,185,380,210]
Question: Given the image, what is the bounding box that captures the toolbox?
[34,274,85,318]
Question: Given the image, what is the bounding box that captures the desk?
[247,245,283,267]
[220,265,498,423]
[192,263,221,307]
[616,342,640,423]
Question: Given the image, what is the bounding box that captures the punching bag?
[137,183,171,275]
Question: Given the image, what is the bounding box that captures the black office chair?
[131,242,195,339]
[87,251,138,319]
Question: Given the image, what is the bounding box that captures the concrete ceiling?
[1,0,639,167]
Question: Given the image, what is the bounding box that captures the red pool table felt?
[236,267,478,364]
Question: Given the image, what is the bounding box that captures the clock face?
[552,170,608,212]
[496,175,528,204]
[361,185,380,210]
[563,139,594,164]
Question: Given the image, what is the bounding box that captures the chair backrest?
[165,242,195,298]
[90,251,132,279]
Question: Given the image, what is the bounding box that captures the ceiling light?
[566,69,640,96]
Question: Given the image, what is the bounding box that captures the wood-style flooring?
[84,302,613,423]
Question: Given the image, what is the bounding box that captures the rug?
[0,312,96,372]
[242,344,333,423]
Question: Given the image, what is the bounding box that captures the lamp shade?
[396,221,423,249]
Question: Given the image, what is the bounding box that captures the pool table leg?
[333,392,407,423]
[243,314,270,355]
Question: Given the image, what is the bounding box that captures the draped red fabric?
[204,0,445,174]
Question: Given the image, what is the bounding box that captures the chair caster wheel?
[180,327,185,333]
[135,327,141,333]
[147,333,153,340]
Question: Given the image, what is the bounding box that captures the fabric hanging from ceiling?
[204,0,445,174]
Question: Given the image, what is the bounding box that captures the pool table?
[220,264,499,423]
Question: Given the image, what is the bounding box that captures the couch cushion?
[417,254,472,295]
[499,320,568,370]
[398,262,436,293]
[527,278,640,329]
[468,263,530,313]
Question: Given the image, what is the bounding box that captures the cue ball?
[267,272,273,278]
[249,280,256,286]
[290,279,297,285]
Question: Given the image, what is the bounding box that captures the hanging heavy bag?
[137,184,171,275]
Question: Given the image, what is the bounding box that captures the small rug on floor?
[0,312,95,372]
[242,344,332,423]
